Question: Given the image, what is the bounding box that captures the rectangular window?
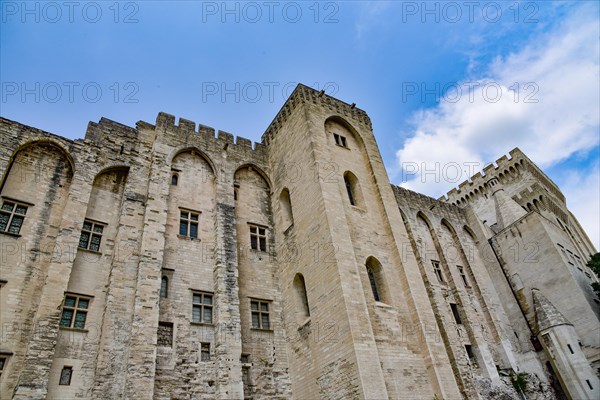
[457,265,469,287]
[567,344,574,354]
[249,224,267,252]
[432,260,444,282]
[192,292,213,324]
[59,366,73,385]
[200,342,211,361]
[0,200,28,235]
[465,345,475,363]
[0,355,8,377]
[78,220,105,252]
[60,294,90,329]
[157,322,173,347]
[251,299,271,330]
[179,209,200,238]
[450,303,462,324]
[333,133,348,148]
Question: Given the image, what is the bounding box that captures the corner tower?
[263,85,462,399]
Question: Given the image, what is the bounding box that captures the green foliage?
[587,253,600,299]
[511,371,529,394]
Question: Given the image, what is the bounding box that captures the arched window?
[279,188,294,230]
[160,276,168,298]
[293,273,310,319]
[171,174,178,186]
[343,171,363,207]
[365,257,386,303]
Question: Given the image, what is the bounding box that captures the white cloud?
[394,3,600,249]
[558,162,600,250]
[396,4,600,199]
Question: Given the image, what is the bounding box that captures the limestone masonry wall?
[0,84,597,400]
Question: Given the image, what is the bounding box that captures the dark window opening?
[200,342,211,362]
[367,267,380,302]
[450,303,462,324]
[432,260,444,282]
[59,366,73,385]
[333,133,348,148]
[171,174,178,186]
[160,276,168,298]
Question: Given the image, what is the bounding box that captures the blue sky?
[1,1,598,246]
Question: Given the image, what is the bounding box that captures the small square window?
[250,299,271,330]
[59,366,73,385]
[78,220,105,252]
[0,200,28,235]
[249,224,267,252]
[333,133,348,148]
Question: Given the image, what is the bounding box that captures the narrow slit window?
[457,265,469,287]
[367,267,380,302]
[160,276,168,298]
[59,366,73,385]
[200,342,211,361]
[432,260,444,282]
[171,174,178,186]
[450,303,462,324]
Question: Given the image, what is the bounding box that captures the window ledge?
[0,231,21,238]
[251,328,274,333]
[191,322,214,327]
[375,301,393,309]
[77,248,102,255]
[335,144,350,150]
[177,235,200,241]
[59,327,88,333]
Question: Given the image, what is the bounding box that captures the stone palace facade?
[0,84,598,399]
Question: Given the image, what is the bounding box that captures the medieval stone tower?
[0,84,598,399]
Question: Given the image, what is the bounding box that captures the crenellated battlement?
[440,148,564,205]
[261,84,372,145]
[152,112,267,156]
[392,184,463,219]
